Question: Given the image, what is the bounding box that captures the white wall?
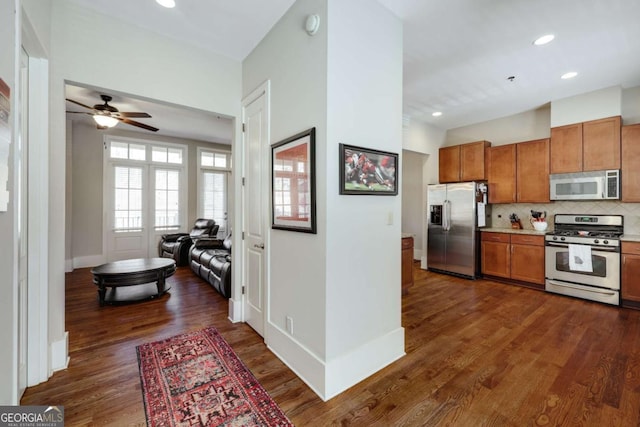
[622,85,640,125]
[243,0,404,400]
[243,0,329,396]
[324,0,404,398]
[551,85,622,127]
[0,0,17,405]
[46,0,243,379]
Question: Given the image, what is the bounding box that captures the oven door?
[545,242,620,290]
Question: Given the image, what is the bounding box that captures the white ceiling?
[64,0,640,138]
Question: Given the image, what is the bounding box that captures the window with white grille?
[198,148,231,237]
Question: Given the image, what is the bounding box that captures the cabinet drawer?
[622,241,640,255]
[402,236,414,250]
[482,232,510,243]
[511,234,544,246]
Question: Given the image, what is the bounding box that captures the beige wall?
[67,120,230,266]
[445,104,551,147]
[402,149,425,257]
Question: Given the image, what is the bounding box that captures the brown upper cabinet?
[550,116,621,174]
[438,145,460,183]
[622,124,640,202]
[583,116,621,171]
[439,140,491,183]
[488,139,549,204]
[516,138,550,203]
[550,123,582,173]
[488,144,517,203]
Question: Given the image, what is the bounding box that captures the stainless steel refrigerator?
[427,182,490,278]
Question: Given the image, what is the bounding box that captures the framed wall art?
[339,143,398,195]
[271,127,317,233]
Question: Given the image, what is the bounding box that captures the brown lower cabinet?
[622,242,640,305]
[481,232,545,287]
[401,236,414,295]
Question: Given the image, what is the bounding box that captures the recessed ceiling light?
[156,0,175,8]
[561,71,578,80]
[533,34,555,46]
[432,112,442,117]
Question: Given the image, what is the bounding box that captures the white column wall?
[324,0,404,399]
[243,0,330,396]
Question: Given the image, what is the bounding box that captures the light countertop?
[481,227,550,236]
[621,234,640,242]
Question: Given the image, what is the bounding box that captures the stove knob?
[594,239,599,244]
[553,236,558,241]
[560,237,565,241]
[604,240,609,245]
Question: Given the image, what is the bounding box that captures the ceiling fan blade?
[65,98,95,110]
[117,112,152,118]
[66,111,92,114]
[118,117,159,132]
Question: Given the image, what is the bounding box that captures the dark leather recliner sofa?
[158,218,218,266]
[190,233,231,298]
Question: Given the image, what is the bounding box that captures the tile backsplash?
[491,201,640,235]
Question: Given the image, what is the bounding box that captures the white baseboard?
[324,327,405,400]
[421,255,427,270]
[266,323,405,402]
[228,297,243,323]
[265,321,327,400]
[50,331,69,373]
[65,259,73,273]
[413,248,423,261]
[73,254,106,269]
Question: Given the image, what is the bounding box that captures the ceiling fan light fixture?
[533,34,555,46]
[93,114,119,128]
[156,0,175,8]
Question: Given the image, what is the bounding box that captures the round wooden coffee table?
[91,258,176,306]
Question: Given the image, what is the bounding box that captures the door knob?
[254,243,265,249]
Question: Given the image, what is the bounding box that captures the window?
[110,141,147,161]
[106,137,187,232]
[198,148,231,237]
[154,169,180,228]
[114,166,143,231]
[152,146,183,164]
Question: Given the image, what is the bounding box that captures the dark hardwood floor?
[21,263,640,426]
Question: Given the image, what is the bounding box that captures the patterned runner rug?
[137,326,293,426]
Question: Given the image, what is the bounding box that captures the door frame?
[16,13,51,396]
[237,81,270,331]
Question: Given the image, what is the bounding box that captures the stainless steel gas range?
[545,214,623,305]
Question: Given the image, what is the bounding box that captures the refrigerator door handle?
[443,200,451,231]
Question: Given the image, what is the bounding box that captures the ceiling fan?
[65,94,159,132]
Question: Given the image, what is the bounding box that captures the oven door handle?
[545,242,619,252]
[547,280,617,296]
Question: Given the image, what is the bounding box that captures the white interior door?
[242,86,268,336]
[106,164,148,261]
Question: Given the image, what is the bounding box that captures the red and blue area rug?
[137,327,293,426]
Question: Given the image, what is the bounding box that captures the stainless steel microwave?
[550,170,620,200]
